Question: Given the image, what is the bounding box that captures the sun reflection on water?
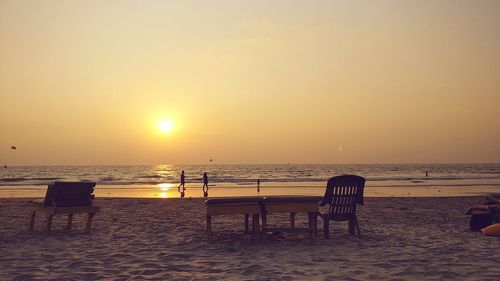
[157,183,174,191]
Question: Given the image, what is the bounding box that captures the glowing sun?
[158,119,174,133]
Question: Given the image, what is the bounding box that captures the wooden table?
[261,196,323,238]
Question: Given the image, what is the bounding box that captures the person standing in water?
[257,179,260,193]
[202,172,209,197]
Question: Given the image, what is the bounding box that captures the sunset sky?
[1,0,499,165]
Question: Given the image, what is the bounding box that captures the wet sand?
[2,181,500,198]
[1,196,499,280]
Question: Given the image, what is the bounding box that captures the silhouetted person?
[178,170,186,192]
[257,179,260,193]
[425,171,429,177]
[203,172,209,197]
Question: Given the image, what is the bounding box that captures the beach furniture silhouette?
[260,196,322,238]
[319,175,365,238]
[464,195,500,231]
[29,182,100,233]
[205,197,263,239]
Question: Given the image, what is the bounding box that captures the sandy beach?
[1,196,499,280]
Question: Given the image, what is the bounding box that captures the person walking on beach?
[203,172,209,197]
[257,179,260,193]
[178,170,186,191]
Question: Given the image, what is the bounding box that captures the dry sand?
[1,196,499,281]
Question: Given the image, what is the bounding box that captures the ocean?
[1,164,499,198]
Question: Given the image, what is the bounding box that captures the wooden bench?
[29,182,100,233]
[261,196,322,238]
[205,197,264,239]
[206,196,323,239]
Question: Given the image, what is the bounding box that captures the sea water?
[1,164,499,198]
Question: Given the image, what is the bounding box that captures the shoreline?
[1,182,499,199]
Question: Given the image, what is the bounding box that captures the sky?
[1,0,499,165]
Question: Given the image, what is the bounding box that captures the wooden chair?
[319,175,365,238]
[205,197,264,239]
[29,182,100,233]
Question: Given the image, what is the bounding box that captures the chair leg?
[207,215,212,239]
[85,212,96,233]
[348,218,355,235]
[322,215,330,239]
[45,214,54,234]
[354,216,361,237]
[66,214,73,231]
[29,211,36,231]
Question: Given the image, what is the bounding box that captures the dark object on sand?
[465,194,500,231]
[469,213,493,231]
[319,175,365,238]
[29,182,100,233]
[483,194,500,205]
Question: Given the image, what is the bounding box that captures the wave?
[100,177,119,182]
[136,175,163,179]
[1,177,500,187]
[0,177,28,182]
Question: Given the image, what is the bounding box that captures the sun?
[158,119,174,133]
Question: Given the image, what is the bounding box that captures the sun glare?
[158,119,174,133]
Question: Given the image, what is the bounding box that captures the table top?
[206,195,323,206]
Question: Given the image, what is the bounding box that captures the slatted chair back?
[320,175,365,221]
[43,182,96,207]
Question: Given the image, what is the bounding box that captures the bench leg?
[29,211,36,231]
[244,214,249,233]
[261,212,267,237]
[45,214,54,234]
[252,214,260,239]
[290,212,296,229]
[308,212,317,239]
[85,213,96,233]
[314,212,318,238]
[322,215,330,239]
[207,215,212,239]
[66,214,73,231]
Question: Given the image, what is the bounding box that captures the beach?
[1,196,499,280]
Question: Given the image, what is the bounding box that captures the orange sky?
[1,0,499,165]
